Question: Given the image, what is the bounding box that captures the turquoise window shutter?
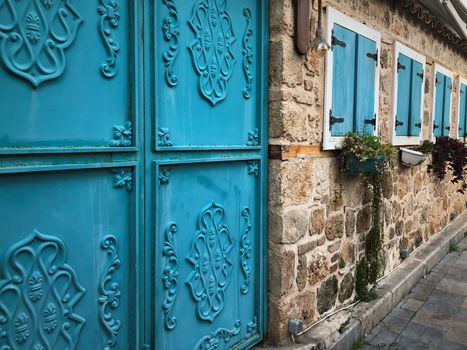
[442,76,452,136]
[459,84,467,138]
[330,24,357,136]
[433,72,445,137]
[354,34,377,135]
[409,59,424,136]
[395,54,412,136]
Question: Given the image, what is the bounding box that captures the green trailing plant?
[339,133,396,300]
[418,137,467,193]
[341,132,397,162]
[355,258,378,302]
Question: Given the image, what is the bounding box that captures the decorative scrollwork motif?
[0,0,83,86]
[240,207,252,294]
[194,320,241,350]
[162,223,178,330]
[98,0,120,78]
[188,0,236,105]
[162,0,180,87]
[247,161,259,177]
[247,316,258,337]
[158,127,173,147]
[112,169,133,192]
[159,167,170,184]
[110,121,133,147]
[242,8,254,99]
[186,202,234,322]
[98,235,122,350]
[0,230,86,349]
[248,128,260,146]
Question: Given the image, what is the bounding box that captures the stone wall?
[268,0,467,344]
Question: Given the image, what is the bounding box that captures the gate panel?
[152,0,268,348]
[154,159,261,349]
[0,0,135,149]
[0,168,135,349]
[154,0,261,149]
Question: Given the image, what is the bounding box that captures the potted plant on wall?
[340,133,396,176]
[418,137,467,193]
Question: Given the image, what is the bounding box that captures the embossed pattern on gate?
[0,230,86,350]
[0,0,83,86]
[186,202,234,322]
[188,0,236,106]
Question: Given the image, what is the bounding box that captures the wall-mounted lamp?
[294,0,330,56]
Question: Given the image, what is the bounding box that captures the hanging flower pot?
[400,148,427,167]
[344,154,385,176]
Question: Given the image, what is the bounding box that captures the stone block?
[308,254,329,286]
[356,206,372,233]
[345,208,356,237]
[282,206,310,244]
[328,240,341,253]
[269,248,296,298]
[338,273,355,303]
[309,207,326,236]
[317,276,338,314]
[326,212,345,241]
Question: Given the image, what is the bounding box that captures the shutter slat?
[459,84,467,138]
[442,76,452,136]
[409,60,423,136]
[330,24,357,136]
[433,72,445,137]
[395,54,411,137]
[354,34,377,135]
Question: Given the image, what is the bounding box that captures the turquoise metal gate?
[0,0,268,349]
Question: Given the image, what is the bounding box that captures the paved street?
[362,237,467,350]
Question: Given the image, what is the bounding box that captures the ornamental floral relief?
[188,0,236,106]
[0,230,86,350]
[186,202,234,322]
[98,235,122,350]
[193,320,241,350]
[161,222,178,330]
[0,0,83,86]
[97,0,120,78]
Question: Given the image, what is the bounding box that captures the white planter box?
[400,148,427,167]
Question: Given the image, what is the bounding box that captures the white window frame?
[457,76,467,140]
[323,7,381,150]
[431,63,453,141]
[392,42,426,146]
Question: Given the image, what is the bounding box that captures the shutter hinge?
[416,71,424,80]
[331,30,346,49]
[449,83,452,90]
[414,122,421,128]
[367,51,378,62]
[461,90,464,94]
[433,123,440,130]
[397,61,406,71]
[436,78,441,85]
[446,126,451,131]
[364,114,377,130]
[395,118,404,128]
[329,110,345,131]
[459,126,463,131]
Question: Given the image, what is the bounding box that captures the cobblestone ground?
[362,236,467,350]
